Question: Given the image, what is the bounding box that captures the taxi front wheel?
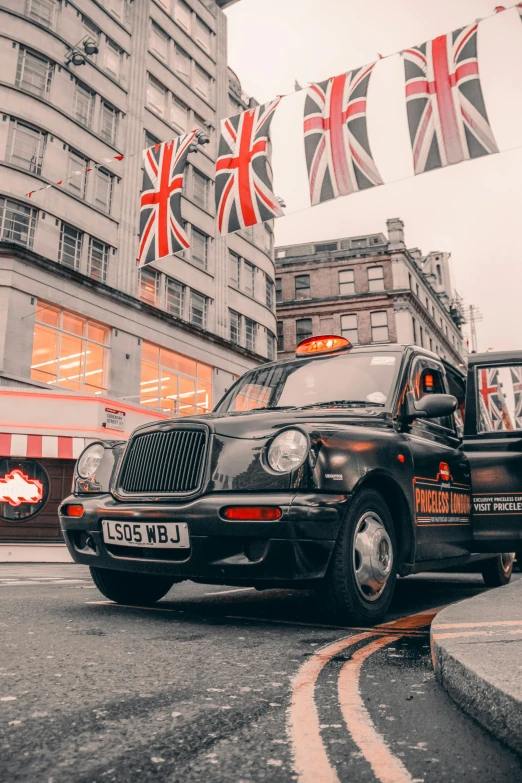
[317,489,397,626]
[89,566,180,605]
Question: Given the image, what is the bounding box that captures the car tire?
[317,489,397,626]
[480,553,515,587]
[89,567,178,605]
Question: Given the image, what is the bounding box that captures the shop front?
[0,389,167,548]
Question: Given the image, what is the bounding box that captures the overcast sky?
[224,0,522,352]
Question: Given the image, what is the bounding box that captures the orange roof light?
[296,335,351,356]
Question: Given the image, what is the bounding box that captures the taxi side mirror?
[404,393,457,422]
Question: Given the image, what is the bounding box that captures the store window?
[0,197,37,247]
[25,0,57,28]
[371,311,389,342]
[341,313,358,344]
[87,238,110,282]
[140,341,212,415]
[31,302,109,393]
[339,269,355,295]
[16,48,53,98]
[295,274,311,300]
[0,459,50,522]
[59,223,82,270]
[100,102,118,145]
[368,266,384,292]
[75,81,94,128]
[6,118,46,175]
[296,318,313,343]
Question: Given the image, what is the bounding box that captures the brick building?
[274,218,466,366]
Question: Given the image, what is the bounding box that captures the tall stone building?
[274,218,466,366]
[0,0,276,547]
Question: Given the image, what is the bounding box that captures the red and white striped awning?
[0,434,86,459]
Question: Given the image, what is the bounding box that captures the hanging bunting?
[303,64,383,206]
[511,367,522,428]
[215,99,284,236]
[403,24,498,175]
[139,131,206,267]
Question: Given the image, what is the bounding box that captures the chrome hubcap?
[501,553,515,574]
[352,511,393,602]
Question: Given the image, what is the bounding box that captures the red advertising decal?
[0,470,44,507]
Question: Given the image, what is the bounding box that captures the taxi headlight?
[77,443,105,479]
[267,429,308,473]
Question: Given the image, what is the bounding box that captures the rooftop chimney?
[386,218,405,249]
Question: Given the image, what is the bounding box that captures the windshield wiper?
[295,400,386,410]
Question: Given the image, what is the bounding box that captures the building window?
[244,261,255,297]
[25,0,57,28]
[191,228,208,268]
[339,269,355,296]
[277,321,284,352]
[59,223,82,270]
[296,317,313,343]
[165,277,185,318]
[275,277,282,303]
[82,16,100,48]
[67,150,88,199]
[93,169,113,213]
[100,102,118,145]
[412,316,418,345]
[0,197,37,247]
[419,325,424,347]
[105,39,122,79]
[16,48,53,98]
[147,75,167,117]
[371,311,389,342]
[295,274,311,300]
[194,64,211,100]
[245,318,256,351]
[341,314,358,344]
[171,97,189,131]
[190,291,207,328]
[175,0,192,32]
[145,130,161,150]
[265,274,274,310]
[195,17,211,52]
[5,118,46,175]
[87,238,109,282]
[229,309,241,345]
[150,22,168,60]
[107,0,126,19]
[192,169,209,210]
[174,45,191,81]
[229,251,240,287]
[139,268,160,306]
[267,330,276,361]
[140,341,212,415]
[368,266,384,292]
[74,82,94,128]
[30,302,109,394]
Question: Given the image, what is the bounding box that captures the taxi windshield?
[217,351,401,414]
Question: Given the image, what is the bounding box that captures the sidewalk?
[0,544,73,563]
[431,577,522,757]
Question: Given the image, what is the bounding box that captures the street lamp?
[65,37,99,67]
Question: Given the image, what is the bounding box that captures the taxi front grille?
[118,429,207,495]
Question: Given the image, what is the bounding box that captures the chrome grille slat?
[119,429,206,494]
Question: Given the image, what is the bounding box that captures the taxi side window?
[476,364,522,433]
[412,360,454,432]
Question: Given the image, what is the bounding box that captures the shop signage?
[0,469,44,507]
[104,407,126,432]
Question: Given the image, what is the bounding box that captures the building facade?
[0,0,275,545]
[274,218,466,367]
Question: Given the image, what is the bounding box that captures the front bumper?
[59,492,350,584]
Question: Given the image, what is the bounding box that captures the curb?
[431,579,522,757]
[0,544,73,563]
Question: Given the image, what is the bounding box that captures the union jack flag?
[511,366,522,429]
[303,65,383,206]
[215,100,283,236]
[403,24,498,175]
[478,367,513,432]
[138,132,196,267]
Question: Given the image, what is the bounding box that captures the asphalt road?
[1,564,521,783]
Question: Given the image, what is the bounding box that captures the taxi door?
[406,357,472,562]
[463,351,522,552]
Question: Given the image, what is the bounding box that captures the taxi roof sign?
[295,335,352,356]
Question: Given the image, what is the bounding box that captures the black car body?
[60,341,522,621]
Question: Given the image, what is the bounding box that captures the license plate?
[102,521,189,549]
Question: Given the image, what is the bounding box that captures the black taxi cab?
[59,337,522,625]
